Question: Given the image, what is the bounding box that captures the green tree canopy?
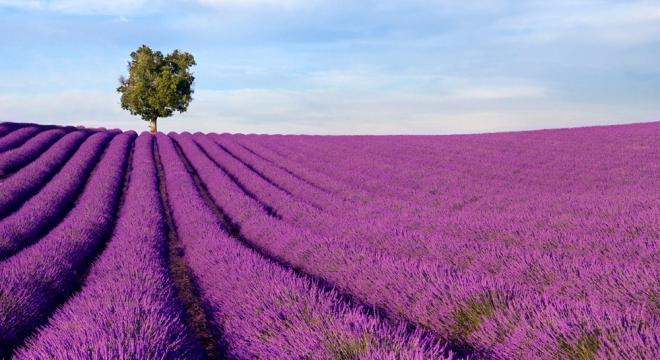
[117,45,196,133]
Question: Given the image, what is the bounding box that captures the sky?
[0,0,659,134]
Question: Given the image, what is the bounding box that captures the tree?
[117,45,196,134]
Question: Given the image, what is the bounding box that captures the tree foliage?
[117,45,195,132]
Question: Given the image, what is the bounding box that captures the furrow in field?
[0,122,653,359]
[154,136,225,359]
[236,136,344,195]
[177,133,489,357]
[252,137,420,226]
[175,135,389,319]
[0,133,134,355]
[256,137,360,194]
[0,128,69,178]
[234,137,334,194]
[175,133,464,357]
[196,135,389,246]
[211,136,301,200]
[240,136,380,206]
[14,133,205,360]
[0,126,46,153]
[257,136,390,198]
[212,136,419,254]
[235,139,403,248]
[234,128,660,359]
[259,136,419,200]
[0,132,114,259]
[190,135,282,219]
[160,133,454,359]
[212,136,441,260]
[192,134,321,224]
[212,134,335,210]
[244,136,475,260]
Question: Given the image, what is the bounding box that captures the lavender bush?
[160,133,452,359]
[0,128,67,177]
[0,130,90,218]
[0,132,133,350]
[0,126,44,153]
[15,133,204,359]
[0,121,656,359]
[0,132,113,258]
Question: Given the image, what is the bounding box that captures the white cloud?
[1,87,656,135]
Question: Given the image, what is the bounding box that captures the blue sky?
[0,0,659,134]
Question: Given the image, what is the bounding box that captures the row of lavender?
[14,133,205,358]
[168,123,659,359]
[0,123,459,357]
[0,126,210,358]
[1,121,656,358]
[160,133,450,358]
[0,131,131,352]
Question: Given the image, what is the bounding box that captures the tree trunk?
[149,118,157,134]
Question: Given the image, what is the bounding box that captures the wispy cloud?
[0,0,151,15]
[0,0,659,133]
[189,0,308,8]
[0,0,311,15]
[446,86,546,101]
[495,1,660,46]
[2,85,655,135]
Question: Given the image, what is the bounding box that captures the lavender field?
[0,121,657,359]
